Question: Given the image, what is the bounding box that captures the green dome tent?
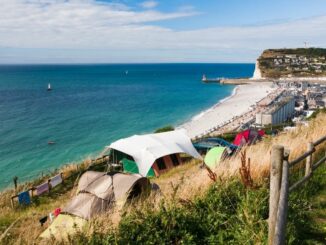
[204,147,226,169]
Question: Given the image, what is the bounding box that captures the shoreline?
[179,82,277,139]
[187,86,239,122]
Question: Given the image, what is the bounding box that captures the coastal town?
[184,48,326,140]
[271,55,326,74]
[181,79,326,140]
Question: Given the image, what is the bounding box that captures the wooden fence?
[268,135,326,245]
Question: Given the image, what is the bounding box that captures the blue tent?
[193,137,238,153]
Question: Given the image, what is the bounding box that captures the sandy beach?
[179,82,277,138]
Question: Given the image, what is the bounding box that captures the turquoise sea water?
[0,64,254,189]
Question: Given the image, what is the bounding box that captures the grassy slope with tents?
[0,113,325,244]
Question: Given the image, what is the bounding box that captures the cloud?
[0,1,325,63]
[140,1,158,9]
[178,5,196,12]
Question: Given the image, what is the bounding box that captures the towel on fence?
[50,174,62,188]
[18,191,31,205]
[36,182,49,196]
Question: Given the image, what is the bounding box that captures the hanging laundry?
[18,191,31,205]
[50,174,63,188]
[36,182,49,196]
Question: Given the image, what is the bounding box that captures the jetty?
[201,74,222,83]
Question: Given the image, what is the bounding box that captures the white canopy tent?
[107,130,202,176]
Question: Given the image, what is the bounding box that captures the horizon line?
[0,62,255,66]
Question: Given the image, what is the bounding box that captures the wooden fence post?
[13,176,18,192]
[10,196,15,209]
[305,142,313,177]
[274,159,289,245]
[268,145,284,245]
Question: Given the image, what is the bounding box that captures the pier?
[201,74,222,83]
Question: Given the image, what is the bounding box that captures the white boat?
[47,83,52,91]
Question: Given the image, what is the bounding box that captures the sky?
[1,0,326,64]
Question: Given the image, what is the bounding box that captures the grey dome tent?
[64,171,150,220]
[40,171,150,240]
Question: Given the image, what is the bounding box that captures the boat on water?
[201,74,222,83]
[47,83,52,91]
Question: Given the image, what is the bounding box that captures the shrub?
[154,125,175,133]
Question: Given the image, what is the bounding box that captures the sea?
[0,63,254,189]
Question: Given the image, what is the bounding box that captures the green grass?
[286,164,326,244]
[69,164,326,245]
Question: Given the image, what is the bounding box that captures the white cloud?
[140,1,158,9]
[178,5,196,12]
[0,0,325,63]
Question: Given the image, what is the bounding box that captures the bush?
[154,125,175,133]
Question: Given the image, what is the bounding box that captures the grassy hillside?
[0,113,325,244]
[72,165,326,244]
[257,48,326,78]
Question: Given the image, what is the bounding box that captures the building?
[308,99,325,109]
[300,81,309,91]
[256,96,295,126]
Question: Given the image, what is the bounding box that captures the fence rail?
[268,135,326,245]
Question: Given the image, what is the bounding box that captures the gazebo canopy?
[108,130,202,176]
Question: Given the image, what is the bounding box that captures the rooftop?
[264,96,294,114]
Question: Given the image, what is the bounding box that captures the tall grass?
[71,164,326,244]
[68,178,270,244]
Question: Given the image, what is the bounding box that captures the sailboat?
[47,83,52,91]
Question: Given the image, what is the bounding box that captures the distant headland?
[253,48,326,79]
[217,48,326,84]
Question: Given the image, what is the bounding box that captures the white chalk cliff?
[252,60,262,79]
